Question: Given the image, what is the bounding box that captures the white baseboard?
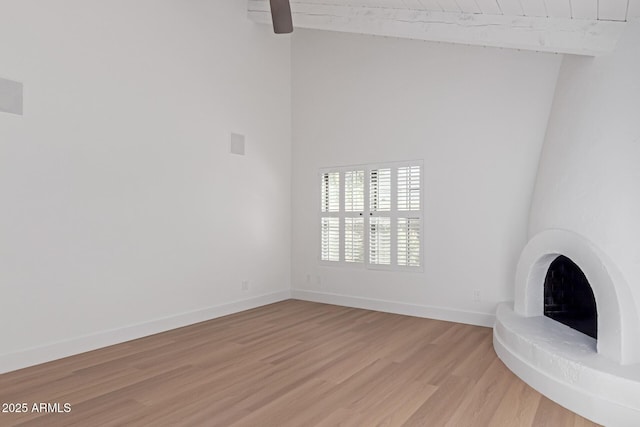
[292,289,495,327]
[0,290,291,374]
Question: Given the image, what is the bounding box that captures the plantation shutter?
[321,172,340,262]
[321,218,340,261]
[398,218,420,267]
[345,218,364,263]
[369,217,391,265]
[397,165,421,267]
[345,170,364,212]
[398,166,420,211]
[369,168,391,212]
[321,172,340,213]
[344,170,365,263]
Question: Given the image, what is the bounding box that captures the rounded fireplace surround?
[515,229,640,365]
[494,229,640,425]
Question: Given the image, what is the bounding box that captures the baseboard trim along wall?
[0,290,291,374]
[1,289,494,374]
[292,289,496,328]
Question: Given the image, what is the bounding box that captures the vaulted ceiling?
[249,0,639,55]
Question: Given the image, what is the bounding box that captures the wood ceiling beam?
[248,0,626,56]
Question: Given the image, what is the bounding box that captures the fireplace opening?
[544,255,597,339]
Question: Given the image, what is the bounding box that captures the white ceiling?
[249,0,640,55]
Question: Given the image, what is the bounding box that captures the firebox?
[543,255,597,339]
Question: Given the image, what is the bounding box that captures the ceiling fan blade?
[269,0,293,34]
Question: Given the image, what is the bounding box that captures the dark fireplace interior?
[544,255,597,339]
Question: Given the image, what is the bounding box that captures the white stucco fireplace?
[494,230,640,425]
[494,21,640,426]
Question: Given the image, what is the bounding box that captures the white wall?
[0,0,291,372]
[291,30,561,325]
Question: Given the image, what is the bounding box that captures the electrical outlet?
[241,280,249,291]
[306,274,311,283]
[473,289,481,302]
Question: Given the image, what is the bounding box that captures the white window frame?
[319,160,424,272]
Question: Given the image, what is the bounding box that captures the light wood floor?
[0,300,599,426]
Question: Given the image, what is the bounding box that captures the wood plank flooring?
[0,300,600,426]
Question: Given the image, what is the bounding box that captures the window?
[320,161,423,270]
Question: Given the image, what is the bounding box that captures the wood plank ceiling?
[291,0,629,20]
[248,0,637,55]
